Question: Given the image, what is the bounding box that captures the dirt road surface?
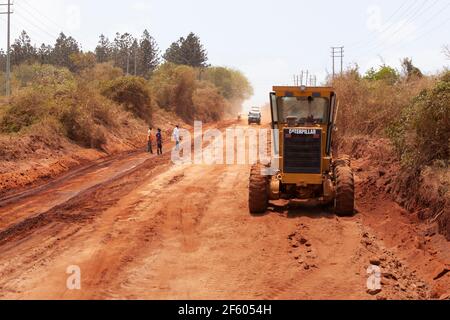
[0,121,448,300]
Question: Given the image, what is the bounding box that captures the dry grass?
[333,72,434,137]
[334,69,450,239]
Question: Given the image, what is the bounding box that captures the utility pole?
[331,46,344,80]
[1,0,13,96]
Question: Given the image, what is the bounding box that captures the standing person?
[173,125,180,151]
[156,128,163,155]
[147,127,153,154]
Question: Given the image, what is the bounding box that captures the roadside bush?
[150,63,196,120]
[79,61,123,86]
[364,64,400,84]
[150,63,253,121]
[0,88,50,133]
[334,66,433,136]
[192,82,227,122]
[101,76,152,123]
[202,67,253,115]
[1,80,119,149]
[202,67,253,101]
[387,71,450,169]
[13,63,75,91]
[69,52,97,74]
[59,103,107,149]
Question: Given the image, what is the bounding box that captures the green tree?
[95,34,112,63]
[37,44,53,65]
[102,76,152,123]
[388,71,450,168]
[150,63,197,119]
[203,67,253,102]
[0,49,6,72]
[112,32,135,74]
[138,29,160,78]
[51,33,80,70]
[364,64,399,84]
[11,31,37,65]
[163,32,208,67]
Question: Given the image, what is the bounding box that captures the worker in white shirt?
[173,125,180,151]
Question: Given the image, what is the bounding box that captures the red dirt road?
[0,122,448,300]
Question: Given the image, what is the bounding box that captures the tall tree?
[138,29,160,78]
[0,49,6,71]
[11,31,37,65]
[163,32,208,67]
[113,32,134,74]
[130,39,139,76]
[51,32,80,70]
[444,45,450,60]
[95,34,112,63]
[401,58,423,80]
[37,44,53,65]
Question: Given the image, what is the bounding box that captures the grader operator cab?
[248,85,355,216]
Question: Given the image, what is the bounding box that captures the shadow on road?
[250,203,336,220]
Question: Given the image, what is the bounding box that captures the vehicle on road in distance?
[248,110,262,125]
[249,85,355,216]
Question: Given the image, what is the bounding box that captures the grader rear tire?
[249,164,269,214]
[334,165,355,216]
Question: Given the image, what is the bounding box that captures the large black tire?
[334,165,355,216]
[249,164,269,214]
[334,155,351,168]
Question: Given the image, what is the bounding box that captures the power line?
[15,0,97,50]
[349,0,421,50]
[350,9,450,71]
[13,1,63,41]
[355,1,450,61]
[348,0,412,49]
[374,2,450,55]
[14,12,59,42]
[375,0,440,47]
[18,0,65,33]
[351,0,424,53]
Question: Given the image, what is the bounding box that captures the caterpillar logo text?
[288,129,317,135]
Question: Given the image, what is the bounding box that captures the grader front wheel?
[249,164,269,214]
[334,155,351,168]
[334,165,355,216]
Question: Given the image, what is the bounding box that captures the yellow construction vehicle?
[249,85,354,216]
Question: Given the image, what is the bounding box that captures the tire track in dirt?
[0,121,238,299]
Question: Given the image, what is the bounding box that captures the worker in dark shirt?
[156,128,163,155]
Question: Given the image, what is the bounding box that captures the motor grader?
[248,85,354,216]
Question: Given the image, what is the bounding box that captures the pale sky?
[1,0,449,110]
